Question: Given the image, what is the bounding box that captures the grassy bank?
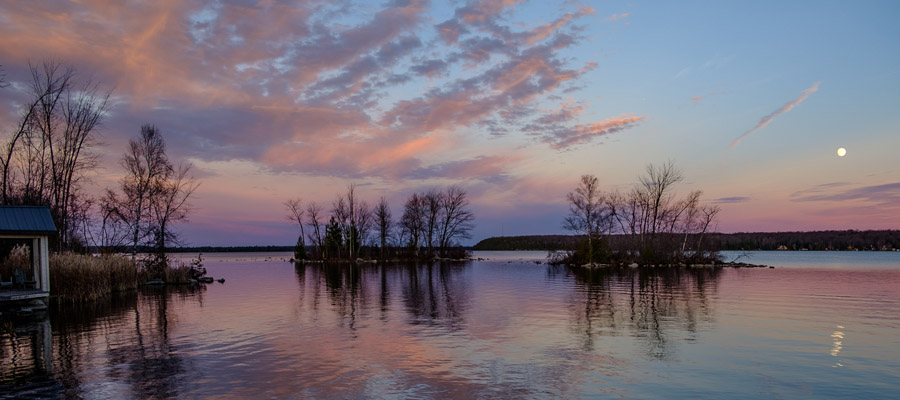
[50,254,138,303]
[49,254,199,303]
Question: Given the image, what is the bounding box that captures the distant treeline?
[474,230,900,251]
[708,230,900,251]
[86,245,294,254]
[473,235,580,251]
[168,245,294,253]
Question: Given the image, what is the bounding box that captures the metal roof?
[0,206,57,236]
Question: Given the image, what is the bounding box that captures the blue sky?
[1,0,898,245]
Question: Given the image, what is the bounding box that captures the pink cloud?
[455,0,525,24]
[515,7,596,45]
[543,115,645,149]
[0,0,634,189]
[411,155,524,183]
[605,13,630,22]
[731,82,820,147]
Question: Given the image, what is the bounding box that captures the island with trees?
[284,184,475,262]
[552,161,723,267]
[474,231,900,253]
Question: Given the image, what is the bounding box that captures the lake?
[2,251,899,398]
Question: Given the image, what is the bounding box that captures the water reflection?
[550,266,723,360]
[0,314,56,397]
[1,285,205,399]
[294,262,470,332]
[3,257,898,398]
[831,325,844,367]
[294,263,724,364]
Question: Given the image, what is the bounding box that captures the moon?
[837,148,847,157]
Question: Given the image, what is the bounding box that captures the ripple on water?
[2,257,900,398]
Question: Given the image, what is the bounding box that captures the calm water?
[2,251,899,398]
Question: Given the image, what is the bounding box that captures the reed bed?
[50,254,139,303]
[0,244,31,281]
[162,264,194,284]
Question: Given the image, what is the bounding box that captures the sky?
[1,0,899,246]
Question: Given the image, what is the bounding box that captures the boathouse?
[0,205,56,302]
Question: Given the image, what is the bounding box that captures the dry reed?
[50,253,139,303]
[0,244,32,281]
[163,264,194,284]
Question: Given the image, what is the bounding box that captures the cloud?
[453,0,525,25]
[511,7,595,46]
[789,181,851,198]
[731,81,821,147]
[0,0,630,185]
[712,196,751,204]
[792,182,900,206]
[690,92,725,104]
[605,13,630,22]
[409,155,523,183]
[532,114,644,149]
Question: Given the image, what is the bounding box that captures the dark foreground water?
[2,251,899,399]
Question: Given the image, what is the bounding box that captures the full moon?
[837,148,847,157]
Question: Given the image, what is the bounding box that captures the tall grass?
[0,244,31,281]
[162,264,194,284]
[50,254,139,303]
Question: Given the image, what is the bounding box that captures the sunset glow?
[1,1,898,245]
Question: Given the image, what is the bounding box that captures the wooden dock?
[0,289,49,302]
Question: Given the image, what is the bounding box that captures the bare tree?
[293,185,473,260]
[693,204,721,258]
[564,174,605,264]
[89,189,131,254]
[598,162,721,265]
[423,189,443,257]
[119,125,173,259]
[345,184,358,259]
[437,186,474,256]
[306,201,324,258]
[2,82,50,203]
[375,196,392,258]
[344,184,371,259]
[400,193,426,256]
[332,183,370,259]
[355,200,373,249]
[1,60,110,250]
[331,194,349,259]
[679,197,720,261]
[150,162,198,262]
[107,125,198,273]
[53,73,109,247]
[640,161,683,240]
[284,198,307,259]
[679,191,703,253]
